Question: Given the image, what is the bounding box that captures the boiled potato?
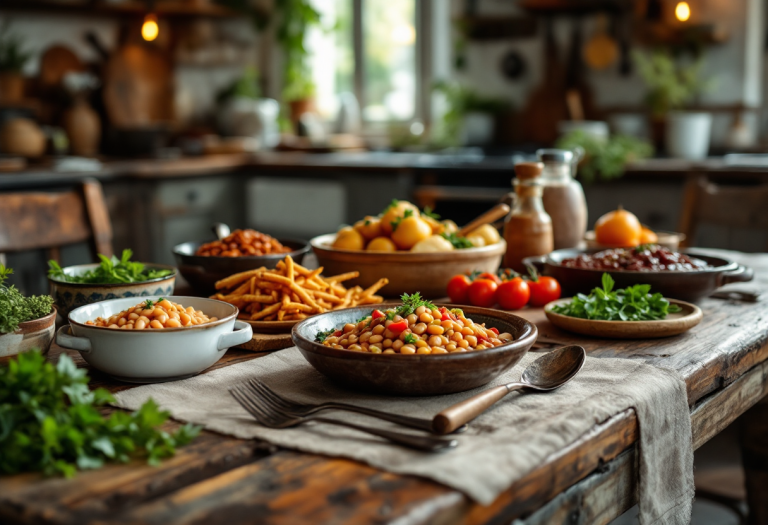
[422,215,443,234]
[467,233,486,247]
[354,216,383,240]
[410,235,454,253]
[391,216,433,250]
[467,224,501,246]
[441,220,458,234]
[333,227,365,250]
[380,200,420,235]
[366,236,397,252]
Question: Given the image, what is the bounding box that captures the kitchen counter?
[4,152,768,190]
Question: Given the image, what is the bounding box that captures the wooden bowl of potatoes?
[310,233,506,299]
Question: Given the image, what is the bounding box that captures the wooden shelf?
[0,0,238,18]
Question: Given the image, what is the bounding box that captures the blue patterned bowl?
[48,263,177,318]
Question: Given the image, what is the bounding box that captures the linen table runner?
[115,348,693,525]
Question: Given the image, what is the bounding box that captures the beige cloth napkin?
[115,348,693,525]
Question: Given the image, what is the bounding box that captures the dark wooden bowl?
[172,238,309,295]
[291,305,537,396]
[524,248,754,303]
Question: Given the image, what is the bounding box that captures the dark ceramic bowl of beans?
[524,248,753,303]
[172,239,309,295]
[291,305,537,396]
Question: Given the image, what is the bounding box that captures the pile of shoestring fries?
[211,255,388,322]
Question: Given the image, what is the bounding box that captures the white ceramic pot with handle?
[57,296,252,383]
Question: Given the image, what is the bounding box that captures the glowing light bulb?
[142,14,159,41]
[675,2,691,22]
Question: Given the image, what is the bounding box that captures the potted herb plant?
[433,81,511,147]
[633,49,712,159]
[0,265,56,358]
[0,21,31,104]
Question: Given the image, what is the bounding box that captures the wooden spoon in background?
[459,203,511,237]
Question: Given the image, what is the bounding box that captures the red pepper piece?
[371,309,385,320]
[388,320,408,333]
[489,327,499,335]
[332,330,342,337]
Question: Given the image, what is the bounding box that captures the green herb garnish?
[390,209,414,231]
[441,232,474,249]
[422,206,440,220]
[403,333,419,344]
[0,351,200,477]
[0,265,53,334]
[315,328,336,343]
[386,310,397,321]
[449,308,465,317]
[382,199,400,214]
[552,273,681,321]
[395,292,437,317]
[48,249,173,284]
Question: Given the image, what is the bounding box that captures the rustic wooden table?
[2,250,767,525]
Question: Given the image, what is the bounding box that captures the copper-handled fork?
[229,385,458,452]
[243,378,467,433]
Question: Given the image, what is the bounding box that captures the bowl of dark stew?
[524,245,753,303]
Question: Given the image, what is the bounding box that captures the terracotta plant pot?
[63,97,101,157]
[0,308,57,358]
[288,98,314,131]
[0,72,24,104]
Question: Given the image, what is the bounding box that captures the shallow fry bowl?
[291,305,537,396]
[311,233,506,298]
[57,296,252,383]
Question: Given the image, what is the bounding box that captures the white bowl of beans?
[292,304,538,396]
[56,296,253,383]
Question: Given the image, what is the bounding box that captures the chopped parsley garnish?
[441,232,474,249]
[315,328,336,342]
[390,209,414,231]
[395,292,436,317]
[403,333,419,344]
[422,206,440,220]
[386,310,397,321]
[449,308,464,318]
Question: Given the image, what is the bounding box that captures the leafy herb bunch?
[552,273,681,321]
[0,265,53,334]
[48,249,173,284]
[0,351,200,477]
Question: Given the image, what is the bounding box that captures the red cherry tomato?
[388,320,408,333]
[477,272,501,284]
[528,276,562,307]
[468,279,498,308]
[496,278,530,310]
[447,274,472,304]
[371,309,385,320]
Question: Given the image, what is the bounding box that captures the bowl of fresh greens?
[0,265,56,358]
[47,250,176,317]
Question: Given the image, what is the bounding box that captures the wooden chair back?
[0,179,113,262]
[678,174,768,250]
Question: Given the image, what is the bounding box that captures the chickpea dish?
[85,298,217,330]
[315,293,513,354]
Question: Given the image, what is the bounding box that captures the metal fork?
[229,386,458,452]
[244,378,466,434]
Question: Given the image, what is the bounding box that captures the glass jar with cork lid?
[503,162,554,272]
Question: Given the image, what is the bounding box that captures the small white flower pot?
[666,111,712,160]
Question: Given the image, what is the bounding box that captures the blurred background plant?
[632,49,710,117]
[0,20,31,73]
[432,81,511,147]
[557,130,654,184]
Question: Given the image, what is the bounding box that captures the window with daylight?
[307,0,418,123]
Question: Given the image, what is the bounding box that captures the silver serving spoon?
[432,345,586,435]
[212,222,231,241]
